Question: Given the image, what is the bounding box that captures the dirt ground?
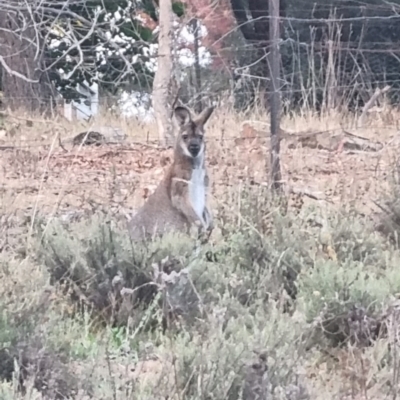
[0,109,398,224]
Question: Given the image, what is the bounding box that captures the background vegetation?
[2,0,400,113]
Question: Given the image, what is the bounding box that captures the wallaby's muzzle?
[188,142,201,157]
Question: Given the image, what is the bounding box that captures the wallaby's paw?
[194,220,203,229]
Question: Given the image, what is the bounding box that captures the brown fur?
[128,105,214,241]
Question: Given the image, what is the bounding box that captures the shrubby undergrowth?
[1,183,400,398]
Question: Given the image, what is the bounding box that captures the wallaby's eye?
[182,134,189,140]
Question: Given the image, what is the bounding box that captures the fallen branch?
[288,185,325,201]
[358,85,391,128]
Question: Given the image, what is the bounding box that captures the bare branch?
[0,55,39,83]
[44,10,101,75]
[23,0,41,61]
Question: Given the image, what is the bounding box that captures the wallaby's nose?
[188,143,200,156]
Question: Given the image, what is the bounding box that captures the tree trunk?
[269,0,282,192]
[191,18,203,114]
[152,0,175,147]
[0,7,55,115]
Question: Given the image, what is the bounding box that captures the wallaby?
[128,105,215,241]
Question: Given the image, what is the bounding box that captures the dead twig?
[358,85,391,128]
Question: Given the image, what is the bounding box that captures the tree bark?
[191,18,203,113]
[0,7,55,115]
[152,0,175,147]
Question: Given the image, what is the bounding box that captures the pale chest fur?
[188,166,206,221]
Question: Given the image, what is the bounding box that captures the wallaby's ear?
[173,106,192,127]
[195,106,214,127]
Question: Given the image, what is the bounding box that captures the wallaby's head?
[173,106,214,159]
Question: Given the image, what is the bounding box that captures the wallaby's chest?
[188,167,206,219]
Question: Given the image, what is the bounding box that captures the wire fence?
[195,2,400,111]
[2,1,400,114]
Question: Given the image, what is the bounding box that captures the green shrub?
[0,257,80,399]
[375,166,400,246]
[36,212,208,329]
[131,302,308,400]
[298,248,400,347]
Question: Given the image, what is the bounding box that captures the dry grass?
[0,104,398,218]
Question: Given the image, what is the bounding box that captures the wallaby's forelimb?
[171,177,205,227]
